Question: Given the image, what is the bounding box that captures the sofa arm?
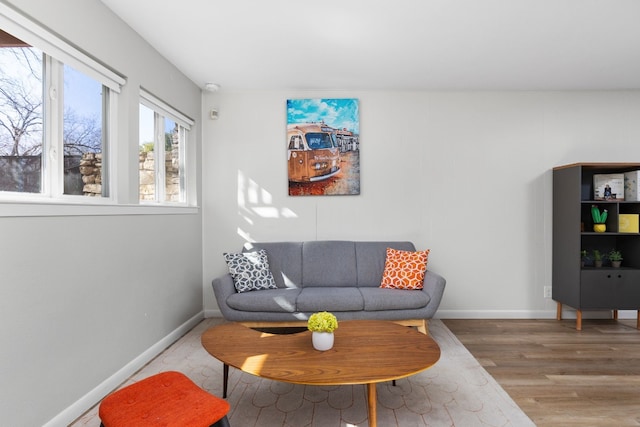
[423,270,446,318]
[211,274,237,318]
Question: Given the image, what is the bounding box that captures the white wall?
[0,1,203,426]
[202,90,640,318]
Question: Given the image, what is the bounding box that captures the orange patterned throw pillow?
[380,247,430,290]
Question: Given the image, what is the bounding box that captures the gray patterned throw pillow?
[223,249,277,293]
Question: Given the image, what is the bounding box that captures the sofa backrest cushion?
[302,241,357,287]
[242,240,419,289]
[243,242,303,289]
[356,241,416,287]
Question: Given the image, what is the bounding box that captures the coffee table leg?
[223,364,229,398]
[367,383,377,427]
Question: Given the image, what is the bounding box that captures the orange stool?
[99,371,230,427]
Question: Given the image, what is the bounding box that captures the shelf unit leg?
[556,302,562,320]
[576,310,582,331]
[613,310,618,320]
[637,311,640,330]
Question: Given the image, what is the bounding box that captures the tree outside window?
[0,28,108,197]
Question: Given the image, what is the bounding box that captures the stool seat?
[99,371,230,427]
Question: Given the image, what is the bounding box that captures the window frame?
[0,4,198,217]
[139,89,194,206]
[0,4,124,93]
[0,4,122,204]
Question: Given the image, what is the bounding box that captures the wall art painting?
[287,98,360,196]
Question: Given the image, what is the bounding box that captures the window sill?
[0,201,199,217]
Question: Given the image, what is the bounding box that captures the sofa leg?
[417,319,428,335]
[391,319,429,335]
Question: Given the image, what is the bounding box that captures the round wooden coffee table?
[201,319,440,427]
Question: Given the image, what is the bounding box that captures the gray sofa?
[211,240,446,334]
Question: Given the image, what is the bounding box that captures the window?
[139,90,192,204]
[0,4,197,216]
[62,65,107,196]
[0,5,123,202]
[0,30,112,198]
[0,32,43,193]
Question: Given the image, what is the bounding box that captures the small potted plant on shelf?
[581,249,588,267]
[591,205,608,232]
[308,311,338,351]
[609,249,623,268]
[593,249,603,268]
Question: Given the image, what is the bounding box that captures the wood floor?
[443,318,640,427]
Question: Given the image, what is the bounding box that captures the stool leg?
[223,364,229,398]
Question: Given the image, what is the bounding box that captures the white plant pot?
[312,331,334,351]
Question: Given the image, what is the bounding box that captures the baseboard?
[436,309,557,319]
[614,309,638,319]
[204,308,222,318]
[556,308,637,319]
[44,311,204,427]
[437,309,638,319]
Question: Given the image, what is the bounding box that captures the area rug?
[71,318,534,426]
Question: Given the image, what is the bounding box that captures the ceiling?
[99,0,640,91]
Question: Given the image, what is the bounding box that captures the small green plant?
[308,311,338,333]
[140,142,154,152]
[580,249,588,267]
[593,249,602,261]
[591,205,608,224]
[609,249,623,261]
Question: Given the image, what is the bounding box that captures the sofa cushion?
[302,241,357,287]
[355,241,416,287]
[296,287,364,312]
[244,242,303,288]
[380,248,430,290]
[223,250,277,293]
[360,287,430,310]
[227,288,300,312]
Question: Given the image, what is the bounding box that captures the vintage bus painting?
[287,123,341,182]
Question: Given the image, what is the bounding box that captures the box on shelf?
[619,214,639,233]
[593,173,624,200]
[624,170,640,201]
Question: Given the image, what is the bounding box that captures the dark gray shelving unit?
[553,163,640,330]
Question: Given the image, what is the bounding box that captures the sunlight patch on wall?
[251,207,280,218]
[237,170,299,241]
[237,227,252,242]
